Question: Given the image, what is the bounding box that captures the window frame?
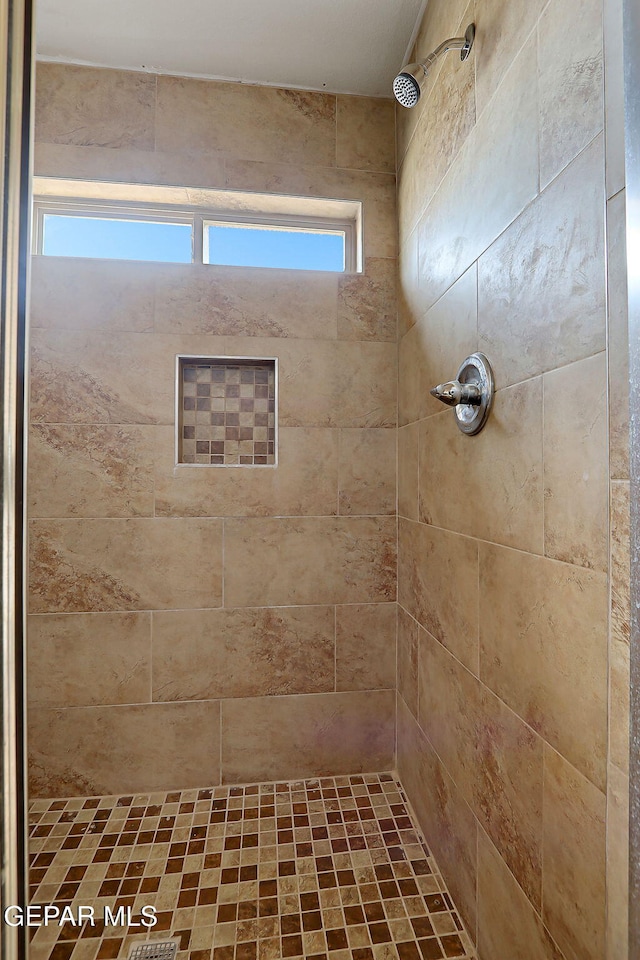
[32,195,359,273]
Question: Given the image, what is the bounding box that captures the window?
[33,179,361,273]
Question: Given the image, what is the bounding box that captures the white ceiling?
[35,0,427,98]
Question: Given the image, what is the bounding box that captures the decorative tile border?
[28,774,476,960]
[179,358,276,466]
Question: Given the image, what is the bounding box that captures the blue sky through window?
[42,214,193,262]
[41,214,346,272]
[205,223,345,272]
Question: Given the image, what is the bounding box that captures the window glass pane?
[205,223,345,272]
[41,214,193,263]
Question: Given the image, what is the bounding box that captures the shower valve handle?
[430,380,482,407]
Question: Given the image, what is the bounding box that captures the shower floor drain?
[127,941,178,960]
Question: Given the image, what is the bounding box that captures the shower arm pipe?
[420,35,469,73]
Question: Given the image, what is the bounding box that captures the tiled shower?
[26,0,630,959]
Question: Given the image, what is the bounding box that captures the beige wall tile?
[28,700,221,798]
[397,606,419,718]
[418,629,543,906]
[542,747,606,960]
[336,96,395,174]
[156,77,336,167]
[155,426,338,519]
[397,4,476,228]
[152,606,335,700]
[335,603,396,691]
[337,258,397,342]
[221,336,396,429]
[604,0,625,198]
[224,517,396,607]
[30,329,176,426]
[419,380,544,554]
[27,612,151,707]
[543,353,608,571]
[397,223,421,336]
[398,519,478,673]
[30,256,155,333]
[29,518,223,613]
[34,141,228,189]
[416,37,538,312]
[397,699,477,940]
[154,263,339,340]
[478,135,606,388]
[398,321,422,426]
[338,428,396,516]
[480,543,608,791]
[473,0,547,115]
[35,63,156,150]
[398,423,419,522]
[477,829,564,960]
[224,163,397,260]
[221,690,395,783]
[606,763,629,960]
[608,189,629,479]
[538,0,604,188]
[610,480,630,773]
[28,423,155,519]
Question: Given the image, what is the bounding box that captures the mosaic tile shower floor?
[28,774,476,960]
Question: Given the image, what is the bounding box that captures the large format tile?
[337,258,397,342]
[27,612,151,707]
[478,136,606,387]
[336,96,395,174]
[480,543,608,791]
[418,630,544,907]
[606,763,629,960]
[152,606,335,700]
[29,329,177,425]
[28,700,221,797]
[419,379,544,555]
[30,256,155,333]
[416,37,538,312]
[154,262,339,340]
[156,76,336,167]
[29,518,223,613]
[399,265,478,425]
[398,519,478,673]
[221,691,395,783]
[473,0,547,115]
[35,63,156,149]
[477,830,563,960]
[604,0,625,198]
[542,747,606,960]
[28,423,155,519]
[608,190,629,479]
[610,480,630,773]
[221,336,396,429]
[543,353,608,571]
[397,606,419,718]
[34,140,227,190]
[338,428,396,516]
[154,425,339,519]
[397,3,476,230]
[538,0,604,188]
[224,162,397,260]
[398,423,419,522]
[397,698,478,940]
[224,517,396,607]
[335,602,396,691]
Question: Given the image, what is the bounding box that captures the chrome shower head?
[392,64,424,109]
[393,23,475,108]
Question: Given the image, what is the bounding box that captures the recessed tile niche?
[178,357,277,466]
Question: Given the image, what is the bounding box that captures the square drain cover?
[127,941,178,960]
